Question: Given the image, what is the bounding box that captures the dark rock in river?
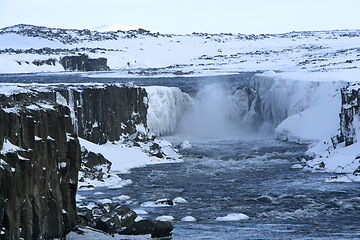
[0,105,81,239]
[95,207,138,234]
[155,198,174,206]
[77,202,138,234]
[119,220,173,238]
[76,200,174,237]
[60,54,110,71]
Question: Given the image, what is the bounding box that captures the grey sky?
[0,0,359,34]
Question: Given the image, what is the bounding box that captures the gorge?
[1,71,360,238]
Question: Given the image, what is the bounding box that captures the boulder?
[95,212,122,234]
[80,148,111,181]
[119,220,173,238]
[86,203,138,234]
[155,198,174,206]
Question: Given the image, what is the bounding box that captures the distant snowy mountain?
[0,24,359,75]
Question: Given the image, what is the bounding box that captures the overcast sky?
[0,0,359,34]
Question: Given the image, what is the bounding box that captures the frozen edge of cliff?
[254,71,360,180]
[250,71,343,144]
[145,86,193,136]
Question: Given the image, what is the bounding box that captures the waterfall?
[145,86,192,136]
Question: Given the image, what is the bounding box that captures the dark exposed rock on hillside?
[0,24,160,44]
[0,104,81,239]
[60,54,110,71]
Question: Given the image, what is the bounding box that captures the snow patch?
[79,137,181,174]
[1,139,27,154]
[291,164,303,169]
[181,216,197,222]
[180,140,192,149]
[173,197,188,204]
[215,213,250,221]
[133,209,149,215]
[156,215,174,222]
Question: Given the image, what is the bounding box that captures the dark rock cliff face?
[0,83,148,238]
[54,84,148,144]
[60,54,110,71]
[0,104,81,239]
[1,84,148,144]
[337,84,360,146]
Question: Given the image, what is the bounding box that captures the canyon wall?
[0,83,149,239]
[0,103,81,239]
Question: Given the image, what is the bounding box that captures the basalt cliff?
[0,83,149,239]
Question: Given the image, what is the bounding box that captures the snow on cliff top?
[0,24,359,75]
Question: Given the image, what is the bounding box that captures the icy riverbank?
[246,71,360,181]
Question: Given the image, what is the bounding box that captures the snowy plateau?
[1,24,360,238]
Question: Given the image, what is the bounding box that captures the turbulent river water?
[2,72,360,239]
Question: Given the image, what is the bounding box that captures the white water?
[177,83,245,138]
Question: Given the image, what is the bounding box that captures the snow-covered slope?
[1,24,360,74]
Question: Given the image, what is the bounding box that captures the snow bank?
[145,86,192,136]
[307,140,360,174]
[79,138,181,174]
[249,71,345,144]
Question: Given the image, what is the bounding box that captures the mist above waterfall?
[176,83,248,138]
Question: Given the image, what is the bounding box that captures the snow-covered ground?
[0,24,360,75]
[77,136,182,189]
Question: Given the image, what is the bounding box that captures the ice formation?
[247,71,345,143]
[145,86,192,136]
